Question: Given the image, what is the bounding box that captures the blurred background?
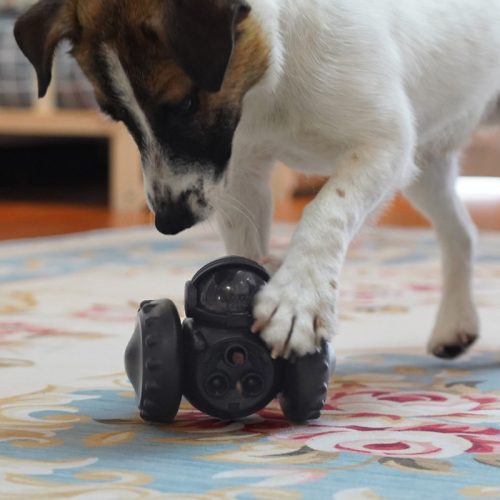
[0,0,499,241]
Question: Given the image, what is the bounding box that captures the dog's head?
[14,0,269,234]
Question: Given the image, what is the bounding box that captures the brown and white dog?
[16,0,499,360]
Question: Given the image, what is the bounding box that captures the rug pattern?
[1,225,500,499]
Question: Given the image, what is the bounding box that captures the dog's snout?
[154,201,197,236]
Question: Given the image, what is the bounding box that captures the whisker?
[217,199,262,253]
[217,196,260,240]
[223,192,258,221]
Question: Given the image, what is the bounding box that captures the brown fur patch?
[336,188,346,198]
[70,0,269,130]
[203,15,269,123]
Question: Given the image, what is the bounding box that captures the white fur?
[216,0,500,356]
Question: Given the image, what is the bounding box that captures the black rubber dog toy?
[125,256,334,423]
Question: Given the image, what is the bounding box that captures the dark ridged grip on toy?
[279,342,331,423]
[125,299,183,423]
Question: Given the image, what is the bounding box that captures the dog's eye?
[155,92,199,125]
[173,92,199,115]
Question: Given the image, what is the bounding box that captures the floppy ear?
[167,0,251,93]
[14,0,75,98]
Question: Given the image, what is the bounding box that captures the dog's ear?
[167,0,251,92]
[14,0,76,98]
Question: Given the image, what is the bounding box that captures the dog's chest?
[269,135,339,175]
[240,103,345,176]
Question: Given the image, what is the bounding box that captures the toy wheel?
[279,342,334,423]
[125,299,183,423]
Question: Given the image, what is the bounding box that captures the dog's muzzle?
[154,202,197,235]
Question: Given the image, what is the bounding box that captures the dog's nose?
[154,203,197,235]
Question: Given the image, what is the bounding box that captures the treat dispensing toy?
[125,256,335,423]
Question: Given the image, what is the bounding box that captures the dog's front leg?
[213,147,275,262]
[253,143,416,357]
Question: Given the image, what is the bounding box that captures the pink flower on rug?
[305,430,471,458]
[0,322,62,336]
[71,304,136,322]
[272,421,500,459]
[403,423,500,454]
[326,390,500,421]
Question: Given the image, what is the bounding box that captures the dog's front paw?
[251,264,337,357]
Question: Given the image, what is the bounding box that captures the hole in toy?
[241,373,264,397]
[206,373,230,397]
[226,345,247,367]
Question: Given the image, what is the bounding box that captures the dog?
[15,0,495,360]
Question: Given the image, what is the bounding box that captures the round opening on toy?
[241,373,264,397]
[198,268,267,315]
[225,345,247,367]
[205,373,230,398]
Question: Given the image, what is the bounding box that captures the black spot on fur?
[149,104,236,179]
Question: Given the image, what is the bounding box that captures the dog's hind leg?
[405,152,479,359]
[213,146,275,262]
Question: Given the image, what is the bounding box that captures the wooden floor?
[0,184,499,241]
[0,201,153,240]
[274,192,500,228]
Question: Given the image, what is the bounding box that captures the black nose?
[154,203,197,235]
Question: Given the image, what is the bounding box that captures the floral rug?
[1,224,500,499]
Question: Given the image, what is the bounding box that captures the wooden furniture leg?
[109,123,145,212]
